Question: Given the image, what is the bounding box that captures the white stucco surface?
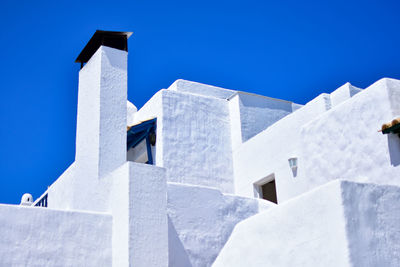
[133,86,235,192]
[50,162,168,267]
[127,100,137,126]
[214,180,350,267]
[330,82,362,107]
[341,181,400,266]
[214,180,400,267]
[168,79,236,99]
[228,94,243,150]
[232,79,400,202]
[47,163,76,210]
[0,204,112,266]
[107,163,130,267]
[128,162,168,267]
[233,91,333,200]
[132,79,304,193]
[162,90,234,192]
[298,79,400,194]
[234,92,294,142]
[167,183,273,267]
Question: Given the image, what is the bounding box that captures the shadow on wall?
[388,134,400,167]
[168,216,193,267]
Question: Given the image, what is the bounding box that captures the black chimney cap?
[75,30,133,64]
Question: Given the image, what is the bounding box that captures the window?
[127,118,156,164]
[253,175,277,204]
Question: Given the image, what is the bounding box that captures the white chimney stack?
[74,31,132,178]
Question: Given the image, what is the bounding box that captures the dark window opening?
[261,180,277,204]
[254,175,278,204]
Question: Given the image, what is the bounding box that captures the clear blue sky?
[0,0,399,204]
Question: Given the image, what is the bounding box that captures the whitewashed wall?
[234,92,294,142]
[50,162,168,267]
[232,80,377,201]
[213,180,400,267]
[0,204,112,266]
[132,79,299,193]
[330,83,362,107]
[168,79,236,99]
[233,91,333,200]
[298,79,400,195]
[167,183,273,267]
[107,163,130,267]
[47,163,76,210]
[342,181,400,267]
[128,162,168,267]
[213,180,350,267]
[161,90,234,192]
[127,100,137,125]
[131,84,234,192]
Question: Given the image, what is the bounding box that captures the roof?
[75,30,133,64]
[381,117,400,134]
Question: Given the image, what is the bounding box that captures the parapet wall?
[0,204,112,266]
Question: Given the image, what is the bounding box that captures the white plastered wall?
[161,90,234,192]
[128,162,168,267]
[168,79,236,99]
[49,160,168,267]
[213,180,400,267]
[131,79,299,193]
[131,86,235,192]
[330,82,362,107]
[296,78,400,196]
[0,204,112,266]
[233,79,400,203]
[167,183,273,267]
[233,91,333,201]
[341,181,400,267]
[234,92,294,142]
[213,180,350,267]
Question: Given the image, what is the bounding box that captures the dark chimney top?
[75,30,133,67]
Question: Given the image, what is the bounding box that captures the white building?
[1,30,400,267]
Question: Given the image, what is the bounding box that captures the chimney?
[74,30,132,178]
